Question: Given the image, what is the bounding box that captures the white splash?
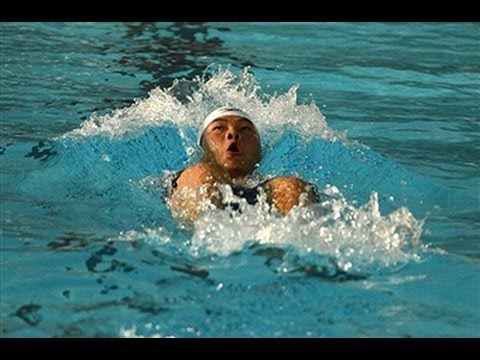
[190,188,424,274]
[68,66,425,274]
[119,326,174,338]
[115,187,423,274]
[63,66,342,143]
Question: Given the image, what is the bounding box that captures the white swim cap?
[198,106,257,147]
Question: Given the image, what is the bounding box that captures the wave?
[18,66,450,276]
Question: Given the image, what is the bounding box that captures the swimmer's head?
[199,107,261,178]
[198,106,258,147]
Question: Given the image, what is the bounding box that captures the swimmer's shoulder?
[173,162,230,190]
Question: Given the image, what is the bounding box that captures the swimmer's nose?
[227,132,241,140]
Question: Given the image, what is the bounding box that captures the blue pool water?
[1,22,479,337]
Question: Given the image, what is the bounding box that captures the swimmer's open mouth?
[227,144,240,153]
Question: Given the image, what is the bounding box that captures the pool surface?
[1,22,479,337]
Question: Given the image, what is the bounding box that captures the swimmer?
[168,106,318,222]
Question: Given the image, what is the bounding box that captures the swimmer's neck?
[202,160,253,183]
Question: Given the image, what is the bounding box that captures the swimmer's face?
[203,116,261,178]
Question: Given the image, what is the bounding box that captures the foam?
[117,186,424,275]
[63,66,343,144]
[66,66,425,275]
[190,189,424,274]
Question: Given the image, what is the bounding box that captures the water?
[1,22,479,337]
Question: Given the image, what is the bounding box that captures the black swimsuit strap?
[231,183,263,206]
[171,170,183,190]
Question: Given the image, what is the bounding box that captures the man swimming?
[168,106,318,222]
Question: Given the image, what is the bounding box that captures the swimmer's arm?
[265,176,318,215]
[168,163,229,223]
